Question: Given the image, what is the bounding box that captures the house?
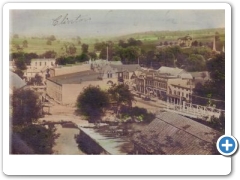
[167,78,193,104]
[177,35,193,47]
[23,58,56,83]
[109,64,141,85]
[134,67,192,101]
[131,112,222,155]
[31,58,55,69]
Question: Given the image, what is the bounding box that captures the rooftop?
[10,71,26,90]
[47,70,101,85]
[132,112,221,155]
[110,64,141,72]
[158,66,185,76]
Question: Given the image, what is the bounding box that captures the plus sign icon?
[217,135,238,156]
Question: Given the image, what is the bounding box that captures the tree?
[206,53,225,101]
[183,54,206,71]
[88,52,97,60]
[192,40,198,47]
[108,84,134,115]
[40,50,57,58]
[14,124,58,154]
[164,41,169,46]
[47,40,52,45]
[76,53,90,62]
[12,89,42,125]
[112,56,121,61]
[34,73,43,85]
[81,43,89,53]
[22,40,28,48]
[215,31,220,42]
[76,86,110,122]
[68,44,77,55]
[15,57,27,70]
[48,35,56,41]
[56,57,68,65]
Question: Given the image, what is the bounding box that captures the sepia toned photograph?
[9,9,225,155]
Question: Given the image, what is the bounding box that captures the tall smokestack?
[107,46,108,61]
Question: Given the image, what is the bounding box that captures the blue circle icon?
[217,135,238,156]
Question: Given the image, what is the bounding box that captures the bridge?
[165,102,224,121]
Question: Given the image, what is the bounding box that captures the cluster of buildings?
[46,59,141,104]
[10,56,210,107]
[42,58,209,106]
[134,66,209,105]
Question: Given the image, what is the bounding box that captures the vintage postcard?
[3,2,232,175]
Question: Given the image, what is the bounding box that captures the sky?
[10,10,225,38]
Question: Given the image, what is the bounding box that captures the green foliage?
[88,52,97,60]
[46,40,52,45]
[22,40,28,48]
[108,84,134,108]
[193,53,225,108]
[39,50,57,58]
[81,43,89,53]
[184,54,206,71]
[76,53,90,62]
[16,124,58,154]
[208,112,225,133]
[76,86,110,122]
[48,35,56,41]
[120,106,155,123]
[12,89,42,125]
[14,57,27,70]
[112,56,121,61]
[11,52,38,65]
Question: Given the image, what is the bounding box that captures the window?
[45,62,47,66]
[39,62,42,66]
[186,94,188,98]
[174,90,176,95]
[35,62,37,66]
[178,91,180,96]
[182,92,184,97]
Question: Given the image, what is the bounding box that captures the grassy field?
[10,28,225,57]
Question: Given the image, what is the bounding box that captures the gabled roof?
[110,64,141,72]
[132,112,221,154]
[158,66,185,76]
[189,71,210,79]
[47,70,100,84]
[180,73,193,79]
